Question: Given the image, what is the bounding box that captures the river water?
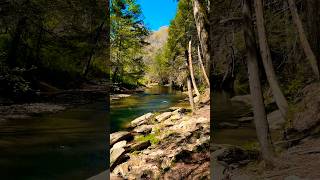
[0,99,107,180]
[110,86,187,132]
[211,91,257,146]
[0,86,186,179]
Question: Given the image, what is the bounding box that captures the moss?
[136,133,160,145]
[240,141,260,151]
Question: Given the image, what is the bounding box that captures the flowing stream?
[110,86,187,132]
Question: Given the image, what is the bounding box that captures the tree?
[193,0,210,75]
[254,0,289,117]
[288,0,320,80]
[198,45,210,87]
[243,0,275,166]
[188,40,201,97]
[110,0,149,84]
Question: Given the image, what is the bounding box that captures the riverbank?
[109,99,210,179]
[212,82,320,179]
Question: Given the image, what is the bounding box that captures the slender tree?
[254,0,289,117]
[185,50,195,113]
[188,40,201,97]
[288,0,320,80]
[193,0,210,74]
[198,45,210,87]
[243,0,275,166]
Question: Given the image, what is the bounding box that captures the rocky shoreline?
[109,104,210,179]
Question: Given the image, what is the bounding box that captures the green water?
[110,86,186,132]
[0,99,107,180]
[211,91,257,146]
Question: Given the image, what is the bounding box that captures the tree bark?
[185,50,195,114]
[188,40,201,97]
[288,0,320,79]
[306,0,320,61]
[254,0,289,117]
[193,0,210,75]
[198,45,210,87]
[243,0,275,166]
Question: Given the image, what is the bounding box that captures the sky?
[136,0,178,31]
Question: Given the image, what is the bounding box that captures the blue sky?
[136,0,178,31]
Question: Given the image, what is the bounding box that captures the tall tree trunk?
[193,0,210,76]
[198,45,210,87]
[188,40,201,97]
[288,0,320,79]
[254,0,289,117]
[185,50,195,113]
[306,0,320,62]
[243,0,275,166]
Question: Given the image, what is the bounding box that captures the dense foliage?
[0,0,108,99]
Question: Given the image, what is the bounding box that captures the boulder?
[292,83,320,132]
[130,113,154,127]
[132,125,153,134]
[110,131,133,146]
[110,147,128,171]
[111,141,127,151]
[267,110,285,130]
[130,140,151,152]
[155,112,172,122]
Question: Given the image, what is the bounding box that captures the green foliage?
[111,0,149,85]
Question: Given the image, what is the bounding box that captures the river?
[0,99,107,180]
[110,86,187,132]
[0,86,186,179]
[211,91,257,146]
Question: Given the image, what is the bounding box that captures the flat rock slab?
[130,113,154,127]
[130,140,151,152]
[111,141,127,152]
[132,125,153,134]
[110,147,127,171]
[218,122,239,129]
[155,112,172,122]
[110,131,133,146]
[238,116,253,123]
[230,95,251,106]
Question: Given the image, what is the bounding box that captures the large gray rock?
[155,112,172,122]
[132,125,153,134]
[130,113,154,127]
[110,131,133,146]
[110,147,127,171]
[267,110,285,130]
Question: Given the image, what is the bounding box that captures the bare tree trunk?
[187,76,195,114]
[185,51,195,113]
[188,40,201,97]
[198,45,210,87]
[243,0,275,166]
[288,0,320,80]
[254,0,289,117]
[193,0,210,75]
[306,0,320,62]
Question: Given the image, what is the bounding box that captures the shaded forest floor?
[212,82,320,180]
